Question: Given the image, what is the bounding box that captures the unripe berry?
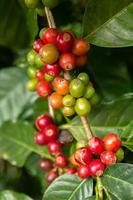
[77,72,89,85]
[88,159,105,177]
[88,137,104,155]
[49,93,63,109]
[42,0,60,9]
[116,148,124,162]
[100,151,117,166]
[35,114,53,131]
[52,76,69,95]
[75,98,91,116]
[25,0,41,9]
[27,50,36,65]
[77,165,90,179]
[26,79,38,91]
[69,79,86,98]
[61,106,75,117]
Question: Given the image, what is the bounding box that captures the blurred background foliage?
[0,0,133,199]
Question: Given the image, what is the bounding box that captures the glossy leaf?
[0,67,34,126]
[0,121,52,167]
[60,94,133,142]
[102,163,133,200]
[83,0,133,47]
[43,174,93,200]
[0,190,33,200]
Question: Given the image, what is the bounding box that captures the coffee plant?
[0,0,133,200]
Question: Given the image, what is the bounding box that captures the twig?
[80,115,93,140]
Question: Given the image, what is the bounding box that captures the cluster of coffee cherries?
[70,134,124,179]
[34,113,77,184]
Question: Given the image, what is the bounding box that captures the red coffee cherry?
[74,147,92,165]
[33,39,44,53]
[37,80,52,98]
[48,141,62,154]
[88,159,105,177]
[59,53,76,71]
[88,137,104,155]
[44,63,61,76]
[34,132,48,145]
[72,39,90,56]
[52,76,69,95]
[65,167,76,174]
[56,31,74,52]
[75,55,88,68]
[43,124,59,142]
[100,151,117,166]
[77,165,90,179]
[35,69,44,81]
[38,159,52,171]
[41,28,58,44]
[103,133,121,152]
[35,114,53,131]
[45,169,59,184]
[55,154,68,168]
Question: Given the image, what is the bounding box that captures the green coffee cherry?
[44,73,54,82]
[27,50,36,65]
[42,0,60,9]
[25,0,41,9]
[69,79,86,98]
[90,93,100,105]
[27,66,36,78]
[116,148,124,162]
[75,98,91,116]
[62,95,76,107]
[84,85,95,99]
[62,106,75,117]
[26,79,38,91]
[78,72,89,85]
[34,54,44,68]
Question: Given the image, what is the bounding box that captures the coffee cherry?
[27,66,36,78]
[38,159,52,171]
[34,132,48,145]
[34,54,44,68]
[90,93,100,105]
[88,159,105,177]
[35,69,44,81]
[100,151,117,166]
[39,44,59,64]
[77,165,90,179]
[70,153,79,166]
[62,106,75,117]
[48,141,62,154]
[76,55,88,68]
[56,31,74,52]
[52,76,69,95]
[49,93,63,109]
[69,79,86,98]
[65,167,76,174]
[26,79,38,91]
[62,95,76,107]
[59,53,76,71]
[74,147,92,165]
[45,169,59,184]
[43,124,59,142]
[88,137,104,155]
[77,73,89,85]
[42,28,58,44]
[75,98,91,116]
[116,148,124,162]
[72,39,90,56]
[27,50,36,65]
[58,129,73,144]
[55,154,67,168]
[25,0,41,9]
[103,133,121,152]
[42,0,60,9]
[84,85,95,99]
[35,114,53,131]
[40,28,47,39]
[44,63,61,76]
[44,73,54,82]
[37,80,52,98]
[33,39,44,53]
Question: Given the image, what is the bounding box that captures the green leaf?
[43,174,93,200]
[0,67,34,126]
[83,0,133,47]
[0,190,33,200]
[101,163,133,200]
[0,121,52,167]
[60,94,133,142]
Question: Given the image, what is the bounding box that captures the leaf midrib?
[104,174,133,186]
